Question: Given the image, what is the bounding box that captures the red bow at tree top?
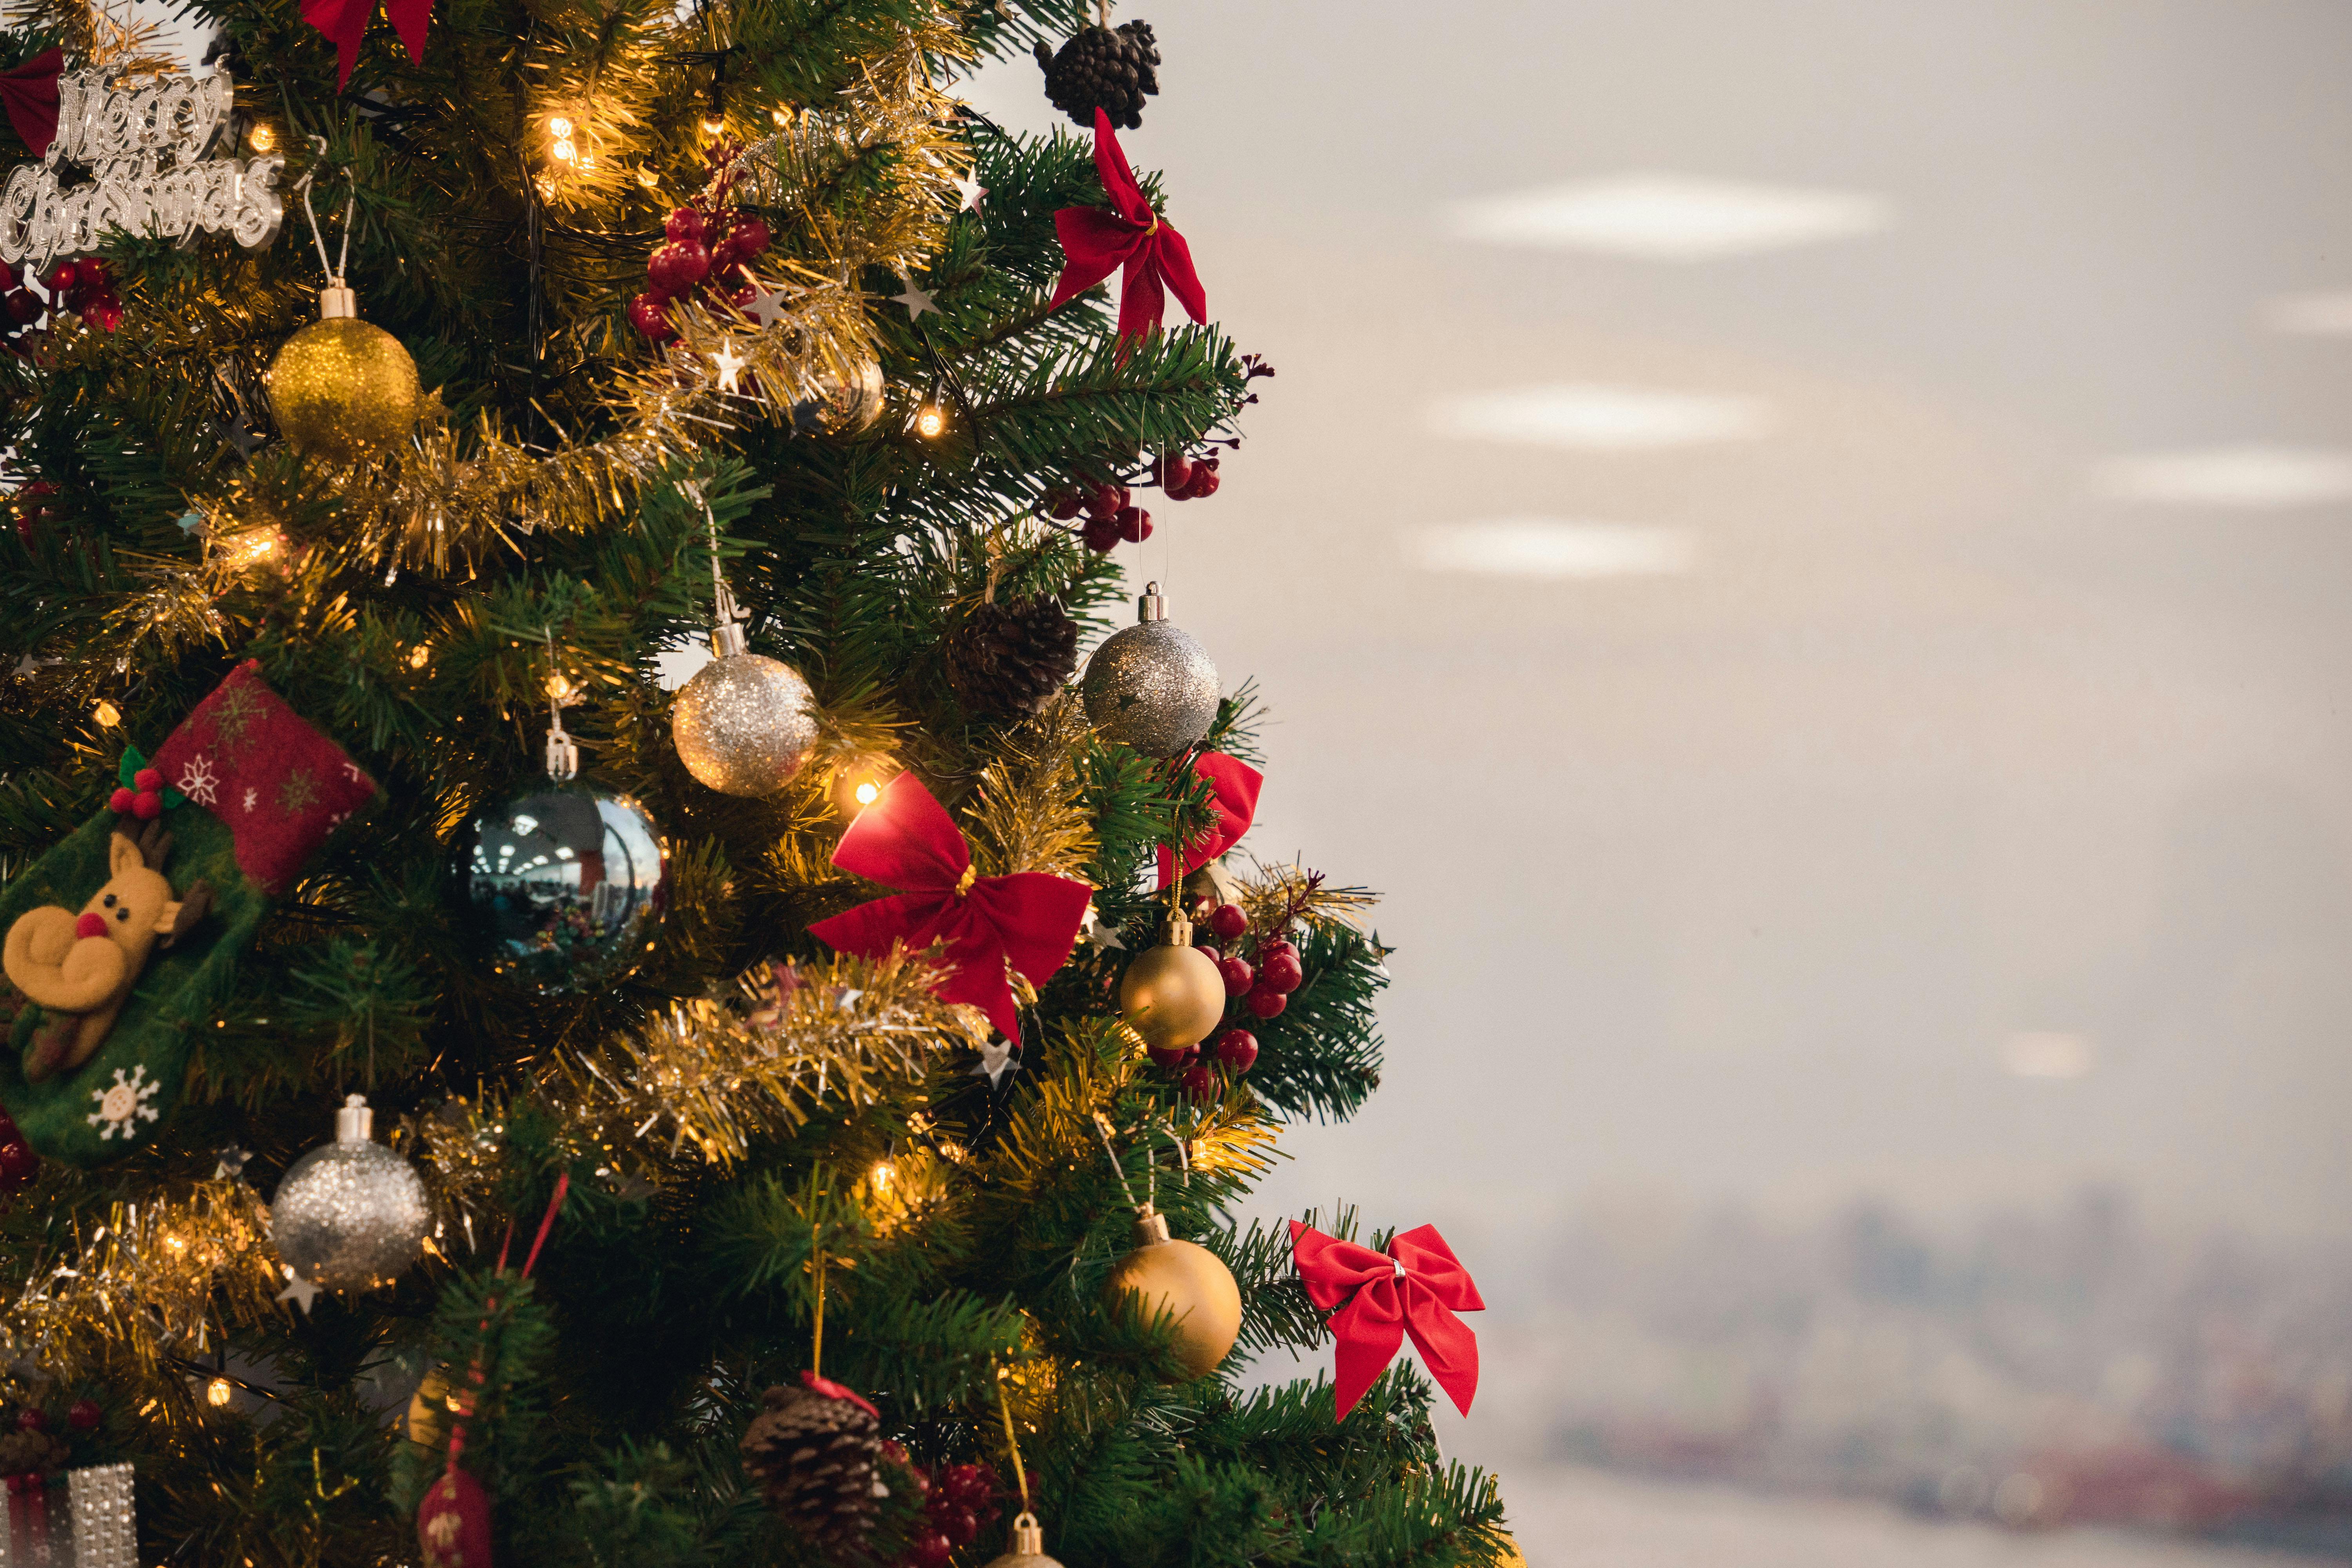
[1290,1220,1485,1421]
[0,49,62,158]
[1050,107,1207,343]
[809,773,1092,1044]
[304,0,433,89]
[1156,751,1261,888]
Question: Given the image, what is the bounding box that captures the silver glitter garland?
[270,1096,430,1292]
[1081,583,1220,756]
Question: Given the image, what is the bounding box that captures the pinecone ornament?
[946,595,1080,717]
[740,1374,884,1552]
[1034,20,1160,131]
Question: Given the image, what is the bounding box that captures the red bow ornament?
[0,49,62,158]
[303,0,433,90]
[1050,107,1207,342]
[1290,1220,1484,1421]
[808,773,1092,1044]
[1156,751,1261,889]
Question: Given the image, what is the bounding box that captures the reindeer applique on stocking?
[0,662,377,1164]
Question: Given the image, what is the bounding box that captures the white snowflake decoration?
[175,752,220,806]
[87,1064,162,1142]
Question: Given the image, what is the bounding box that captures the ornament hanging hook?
[292,137,357,288]
[682,479,746,657]
[542,624,579,781]
[1089,1112,1140,1211]
[995,1368,1033,1511]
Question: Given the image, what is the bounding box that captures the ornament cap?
[1013,1512,1044,1554]
[1132,1203,1172,1248]
[1163,912,1193,947]
[1137,581,1166,622]
[317,285,356,320]
[710,619,748,659]
[545,723,581,782]
[334,1093,372,1142]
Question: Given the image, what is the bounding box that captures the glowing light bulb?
[205,1377,232,1408]
[247,123,275,153]
[871,1160,894,1189]
[92,699,119,728]
[407,644,430,670]
[915,403,946,439]
[771,107,789,127]
[553,138,577,163]
[636,167,661,189]
[548,115,574,139]
[701,116,725,136]
[854,781,880,806]
[545,673,578,704]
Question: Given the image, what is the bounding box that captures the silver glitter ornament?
[789,356,885,436]
[455,785,668,994]
[1081,582,1220,756]
[671,597,818,798]
[270,1096,430,1292]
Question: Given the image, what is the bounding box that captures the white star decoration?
[891,279,940,321]
[712,339,748,394]
[276,1265,319,1314]
[740,280,793,329]
[953,171,986,214]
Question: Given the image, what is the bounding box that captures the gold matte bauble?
[1117,917,1225,1051]
[405,1367,452,1449]
[981,1512,1064,1568]
[266,316,421,462]
[1104,1206,1242,1379]
[671,652,818,797]
[1492,1531,1528,1568]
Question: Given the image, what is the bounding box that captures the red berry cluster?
[1150,899,1303,1100]
[14,1403,97,1437]
[892,1456,1005,1568]
[0,1109,38,1205]
[45,259,119,332]
[1038,448,1223,555]
[109,767,165,822]
[630,203,771,343]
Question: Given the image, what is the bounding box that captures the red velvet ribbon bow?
[1050,107,1207,342]
[1156,751,1261,888]
[0,49,62,158]
[303,0,433,90]
[1290,1220,1485,1421]
[808,772,1092,1045]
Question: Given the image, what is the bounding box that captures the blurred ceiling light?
[2001,1031,2094,1080]
[1446,172,1892,260]
[2091,445,2352,508]
[1429,383,1769,450]
[2261,290,2352,335]
[1405,519,1697,579]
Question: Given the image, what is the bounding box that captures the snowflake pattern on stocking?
[87,1064,162,1142]
[174,752,220,806]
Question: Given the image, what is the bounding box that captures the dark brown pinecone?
[739,1381,882,1551]
[1033,20,1160,131]
[946,595,1079,717]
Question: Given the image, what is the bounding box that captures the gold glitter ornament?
[1081,582,1219,757]
[671,488,820,796]
[1103,1201,1242,1378]
[1117,913,1226,1051]
[982,1512,1065,1568]
[265,285,421,463]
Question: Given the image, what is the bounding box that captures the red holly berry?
[1215,1028,1258,1073]
[1086,482,1128,520]
[1146,1044,1195,1069]
[1207,903,1249,942]
[664,207,706,246]
[1180,1062,1222,1102]
[15,1408,44,1432]
[1081,515,1121,553]
[1259,949,1303,994]
[0,1139,36,1184]
[132,768,160,792]
[942,1463,995,1508]
[627,293,676,341]
[131,791,162,821]
[80,295,120,332]
[1157,451,1194,493]
[72,258,107,290]
[1245,985,1287,1020]
[936,1506,979,1547]
[64,1400,96,1433]
[1044,486,1083,521]
[1179,460,1220,500]
[5,289,40,325]
[646,239,710,296]
[725,216,770,259]
[44,260,76,295]
[1218,955,1253,996]
[903,1530,955,1568]
[107,787,135,814]
[1116,506,1152,544]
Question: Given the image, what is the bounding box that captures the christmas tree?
[0,0,1515,1562]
